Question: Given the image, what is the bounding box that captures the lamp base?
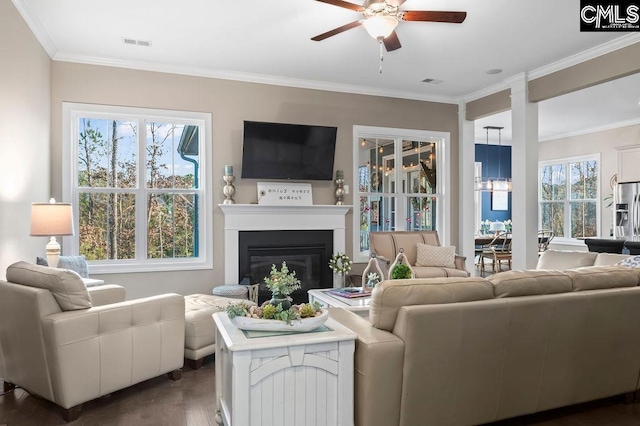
[46,236,61,268]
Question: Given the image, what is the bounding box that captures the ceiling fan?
[311,0,467,52]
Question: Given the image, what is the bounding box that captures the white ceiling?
[14,0,640,141]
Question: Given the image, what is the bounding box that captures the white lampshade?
[362,15,398,39]
[30,199,74,268]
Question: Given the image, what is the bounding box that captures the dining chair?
[480,232,512,274]
[537,230,555,255]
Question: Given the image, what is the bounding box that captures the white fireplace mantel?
[219,204,352,285]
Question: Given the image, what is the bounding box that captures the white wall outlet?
[344,184,349,194]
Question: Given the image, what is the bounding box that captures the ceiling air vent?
[122,38,152,47]
[421,78,444,84]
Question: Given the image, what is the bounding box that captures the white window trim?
[352,125,451,263]
[538,153,601,246]
[62,102,213,274]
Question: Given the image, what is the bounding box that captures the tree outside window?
[64,103,212,273]
[539,156,599,240]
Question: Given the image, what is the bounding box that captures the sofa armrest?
[455,255,469,273]
[41,294,185,409]
[329,308,404,426]
[87,284,126,306]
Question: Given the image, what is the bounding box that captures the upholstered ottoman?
[184,294,253,369]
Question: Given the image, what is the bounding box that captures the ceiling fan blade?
[315,0,365,12]
[311,21,362,41]
[386,0,406,6]
[401,11,467,23]
[383,31,402,51]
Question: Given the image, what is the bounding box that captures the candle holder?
[334,177,345,205]
[223,175,236,204]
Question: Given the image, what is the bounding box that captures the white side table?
[308,288,371,318]
[82,278,105,287]
[213,312,356,426]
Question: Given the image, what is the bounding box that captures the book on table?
[327,287,370,299]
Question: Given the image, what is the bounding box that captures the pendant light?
[474,126,511,192]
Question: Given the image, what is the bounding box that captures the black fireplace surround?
[238,230,334,304]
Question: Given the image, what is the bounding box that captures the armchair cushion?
[6,261,92,311]
[415,244,456,268]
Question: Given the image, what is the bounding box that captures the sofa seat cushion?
[415,244,456,268]
[565,265,639,291]
[6,261,92,311]
[488,270,572,297]
[369,277,493,332]
[413,266,469,278]
[536,250,598,270]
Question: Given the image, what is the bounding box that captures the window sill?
[88,259,213,274]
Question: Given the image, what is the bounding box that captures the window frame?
[352,125,451,263]
[62,102,213,274]
[538,153,601,245]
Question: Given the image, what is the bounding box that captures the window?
[539,155,600,243]
[62,103,213,273]
[353,126,450,262]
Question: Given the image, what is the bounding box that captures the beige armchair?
[369,231,469,278]
[0,262,185,421]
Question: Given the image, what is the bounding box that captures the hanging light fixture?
[475,126,512,192]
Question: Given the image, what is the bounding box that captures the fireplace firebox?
[239,230,333,304]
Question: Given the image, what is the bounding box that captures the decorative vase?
[270,293,291,311]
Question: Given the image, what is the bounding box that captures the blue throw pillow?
[618,255,640,268]
[37,255,89,278]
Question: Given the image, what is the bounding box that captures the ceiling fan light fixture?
[362,15,398,40]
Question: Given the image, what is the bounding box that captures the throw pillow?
[618,255,640,268]
[415,244,456,268]
[6,261,92,311]
[57,255,89,278]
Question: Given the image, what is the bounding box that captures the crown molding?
[539,117,640,142]
[12,0,57,58]
[53,52,459,105]
[528,33,640,80]
[459,35,640,104]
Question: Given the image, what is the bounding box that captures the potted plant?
[391,263,413,279]
[264,261,301,310]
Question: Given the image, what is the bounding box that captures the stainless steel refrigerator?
[614,182,640,239]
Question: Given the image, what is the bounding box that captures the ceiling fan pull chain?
[378,39,384,74]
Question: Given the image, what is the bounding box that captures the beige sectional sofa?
[330,253,640,426]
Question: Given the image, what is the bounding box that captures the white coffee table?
[213,312,356,426]
[308,288,371,318]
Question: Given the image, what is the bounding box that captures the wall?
[539,123,640,250]
[51,62,459,299]
[0,0,52,280]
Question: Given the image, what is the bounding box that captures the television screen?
[241,121,337,180]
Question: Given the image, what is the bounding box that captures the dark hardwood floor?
[1,356,640,425]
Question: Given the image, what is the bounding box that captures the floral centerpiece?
[329,252,352,287]
[223,261,328,332]
[264,261,300,310]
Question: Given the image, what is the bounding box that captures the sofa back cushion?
[593,253,632,266]
[488,270,572,297]
[6,261,92,311]
[564,265,639,291]
[369,277,494,331]
[536,250,597,270]
[370,231,441,266]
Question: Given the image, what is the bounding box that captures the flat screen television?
[241,121,337,180]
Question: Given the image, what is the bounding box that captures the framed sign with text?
[257,182,313,206]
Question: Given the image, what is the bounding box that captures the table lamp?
[30,198,74,268]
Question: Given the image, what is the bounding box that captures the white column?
[458,101,477,273]
[509,73,539,270]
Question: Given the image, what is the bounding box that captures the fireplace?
[239,230,333,304]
